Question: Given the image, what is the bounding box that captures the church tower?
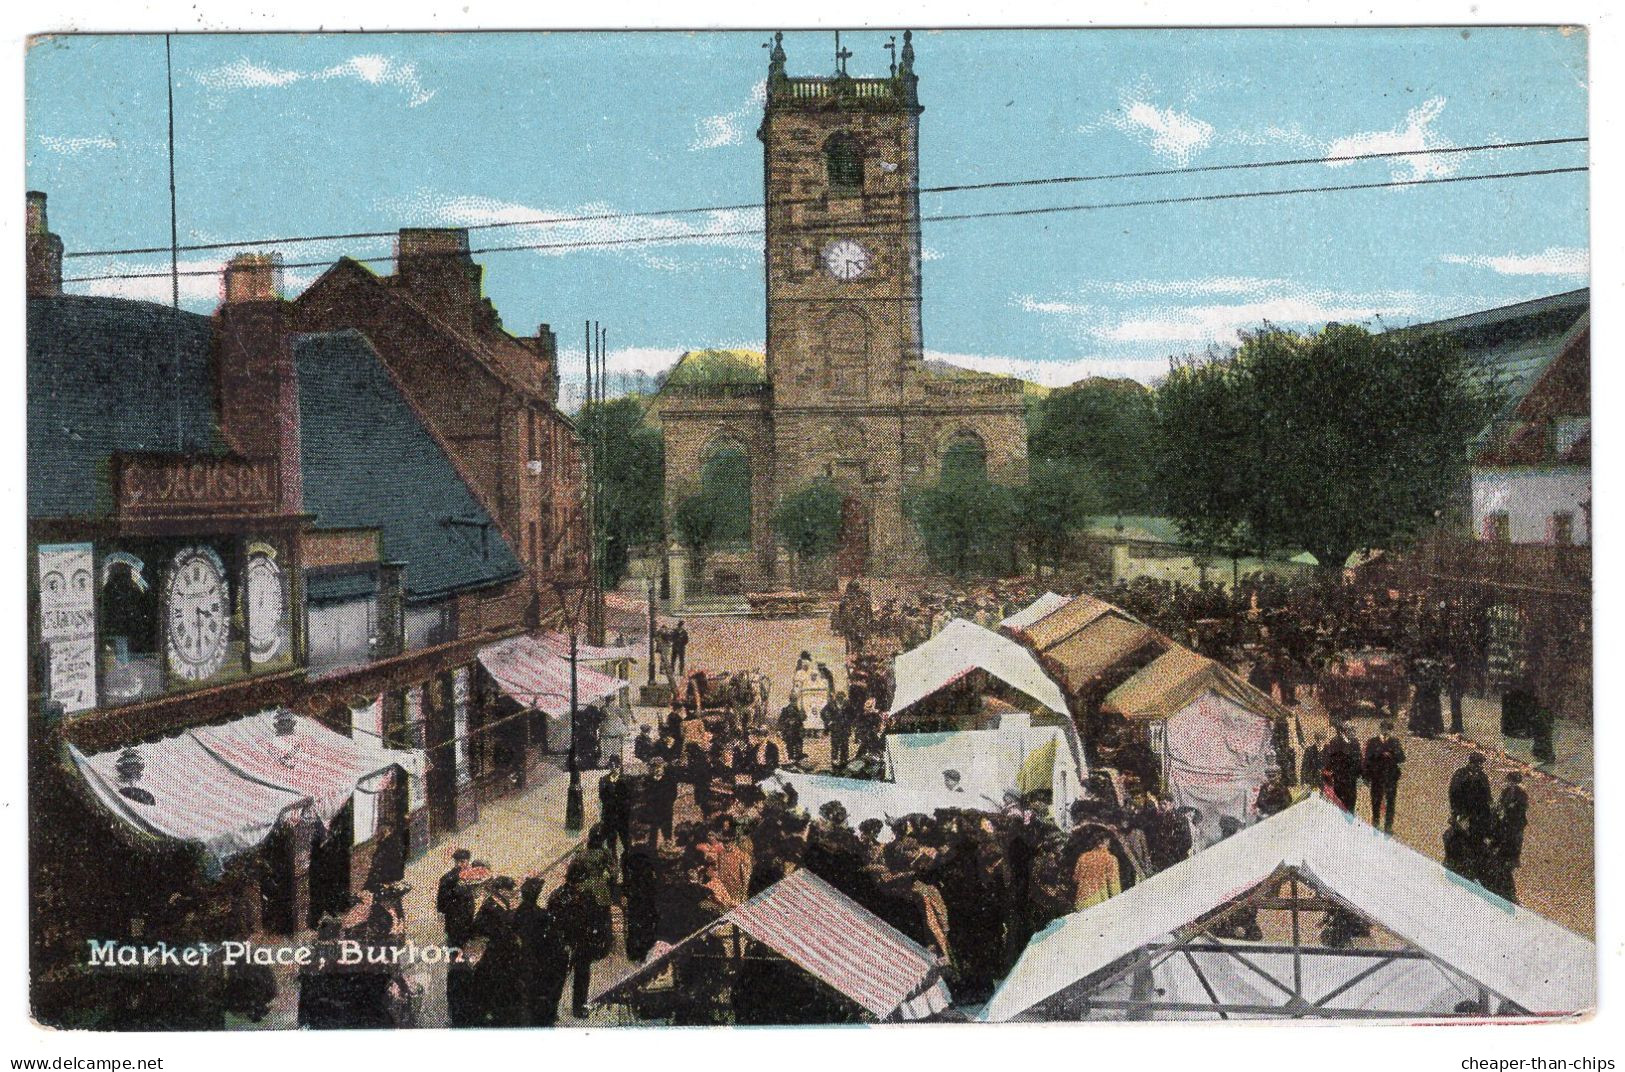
[759,31,926,574]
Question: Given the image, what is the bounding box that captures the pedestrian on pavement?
[671,620,689,678]
[637,756,679,844]
[597,756,633,876]
[633,725,655,764]
[1300,731,1326,793]
[778,699,806,765]
[436,848,476,946]
[826,691,853,771]
[1363,720,1406,832]
[1484,772,1530,903]
[471,876,527,1026]
[1322,723,1363,813]
[516,876,568,1027]
[1448,752,1496,840]
[548,858,612,1021]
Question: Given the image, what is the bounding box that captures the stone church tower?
[659,32,1027,593]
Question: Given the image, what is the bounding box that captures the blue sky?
[25,28,1588,395]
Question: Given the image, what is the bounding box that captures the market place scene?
[24,29,1593,1029]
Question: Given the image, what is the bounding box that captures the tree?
[1029,377,1157,515]
[907,472,1019,578]
[1018,459,1104,577]
[574,398,665,589]
[673,492,725,592]
[1153,322,1504,574]
[773,480,844,585]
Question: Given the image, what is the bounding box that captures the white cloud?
[196,53,436,107]
[690,80,766,151]
[1105,98,1215,165]
[37,134,119,155]
[375,191,763,268]
[1325,96,1455,180]
[1440,247,1589,278]
[63,254,318,310]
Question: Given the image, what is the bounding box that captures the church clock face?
[244,552,286,663]
[163,545,230,682]
[822,239,871,282]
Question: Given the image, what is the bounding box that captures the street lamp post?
[646,577,657,688]
[565,626,584,832]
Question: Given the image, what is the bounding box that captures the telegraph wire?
[59,163,1588,286]
[58,136,1586,262]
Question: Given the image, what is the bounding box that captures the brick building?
[25,193,598,1026]
[657,32,1028,593]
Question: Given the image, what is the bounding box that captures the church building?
[659,32,1028,592]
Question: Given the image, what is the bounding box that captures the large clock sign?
[821,238,871,282]
[163,545,231,682]
[245,549,286,664]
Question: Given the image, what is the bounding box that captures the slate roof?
[1396,288,1589,423]
[294,330,522,601]
[27,295,222,520]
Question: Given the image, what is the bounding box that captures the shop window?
[100,553,162,705]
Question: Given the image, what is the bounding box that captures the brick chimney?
[393,227,490,330]
[214,252,302,512]
[26,191,63,297]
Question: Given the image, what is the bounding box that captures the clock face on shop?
[163,545,231,682]
[245,552,286,663]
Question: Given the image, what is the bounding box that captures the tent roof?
[983,796,1595,1022]
[1042,614,1164,693]
[1017,593,1119,652]
[1102,645,1291,722]
[888,618,1068,718]
[999,592,1069,632]
[594,868,951,1021]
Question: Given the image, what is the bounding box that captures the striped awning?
[478,634,628,716]
[68,711,421,875]
[537,631,640,664]
[594,868,952,1021]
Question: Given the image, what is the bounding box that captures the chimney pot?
[26,191,48,235]
[222,253,283,304]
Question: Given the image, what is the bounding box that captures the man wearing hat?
[1362,720,1407,832]
[1448,752,1495,841]
[437,848,477,946]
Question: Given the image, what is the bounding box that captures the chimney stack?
[394,227,487,329]
[214,252,301,513]
[26,191,63,297]
[222,252,283,304]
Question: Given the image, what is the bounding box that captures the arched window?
[941,431,988,483]
[825,132,864,195]
[701,444,752,544]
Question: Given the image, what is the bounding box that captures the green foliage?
[1018,459,1106,575]
[575,397,664,588]
[1152,322,1504,572]
[1029,377,1157,514]
[773,480,844,561]
[940,436,989,484]
[662,349,767,387]
[906,471,1020,579]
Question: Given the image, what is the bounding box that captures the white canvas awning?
[999,592,1069,632]
[889,618,1068,718]
[885,727,1084,819]
[595,868,952,1021]
[478,634,628,715]
[983,796,1596,1022]
[69,711,423,875]
[759,771,970,839]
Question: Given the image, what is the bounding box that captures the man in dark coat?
[671,620,689,677]
[636,757,679,845]
[597,755,633,874]
[548,859,611,1020]
[516,876,569,1027]
[1300,731,1326,793]
[632,725,655,763]
[471,877,527,1026]
[1448,753,1495,839]
[1362,721,1406,832]
[1483,772,1530,903]
[1322,723,1364,813]
[436,848,476,946]
[826,692,853,771]
[778,700,806,765]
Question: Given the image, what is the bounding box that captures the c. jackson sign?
[115,454,280,517]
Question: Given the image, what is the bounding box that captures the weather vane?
[885,35,897,76]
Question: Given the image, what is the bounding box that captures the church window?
[825,132,864,195]
[823,308,869,397]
